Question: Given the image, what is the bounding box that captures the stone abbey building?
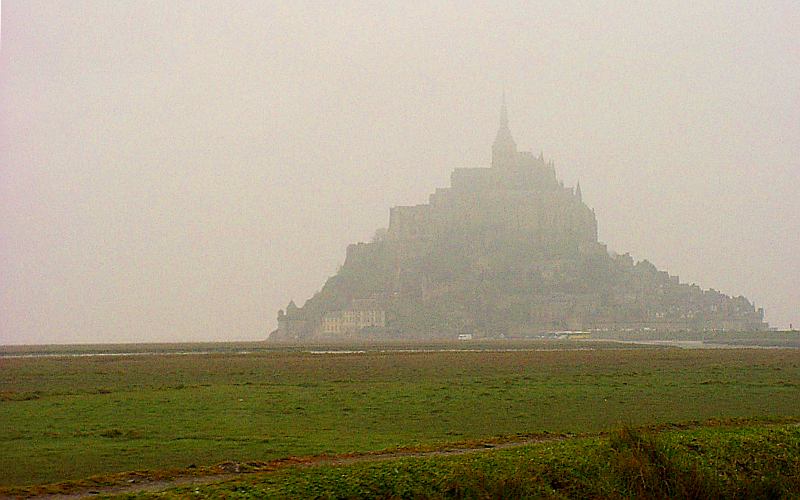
[270,102,767,340]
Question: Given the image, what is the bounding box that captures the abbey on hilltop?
[270,101,767,340]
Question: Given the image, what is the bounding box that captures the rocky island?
[270,102,767,340]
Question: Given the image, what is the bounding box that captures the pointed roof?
[492,93,517,167]
[499,90,509,129]
[576,181,582,202]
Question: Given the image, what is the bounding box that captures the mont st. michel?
[270,102,767,340]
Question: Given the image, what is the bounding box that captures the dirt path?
[16,436,563,499]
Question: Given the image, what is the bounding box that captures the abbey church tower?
[491,95,518,169]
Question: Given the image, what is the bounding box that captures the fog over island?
[1,1,798,344]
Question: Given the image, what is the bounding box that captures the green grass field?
[1,344,799,488]
[135,422,800,499]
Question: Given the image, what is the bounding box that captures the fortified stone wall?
[389,157,596,255]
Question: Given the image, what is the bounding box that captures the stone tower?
[491,94,518,169]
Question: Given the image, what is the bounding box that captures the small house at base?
[320,299,386,336]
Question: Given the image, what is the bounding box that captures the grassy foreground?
[125,421,800,499]
[1,345,799,487]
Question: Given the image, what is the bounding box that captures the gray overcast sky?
[1,1,798,344]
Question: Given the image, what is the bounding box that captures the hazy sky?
[1,1,798,344]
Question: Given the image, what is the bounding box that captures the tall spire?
[492,92,517,168]
[500,89,509,128]
[576,181,582,202]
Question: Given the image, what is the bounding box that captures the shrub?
[606,427,721,499]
